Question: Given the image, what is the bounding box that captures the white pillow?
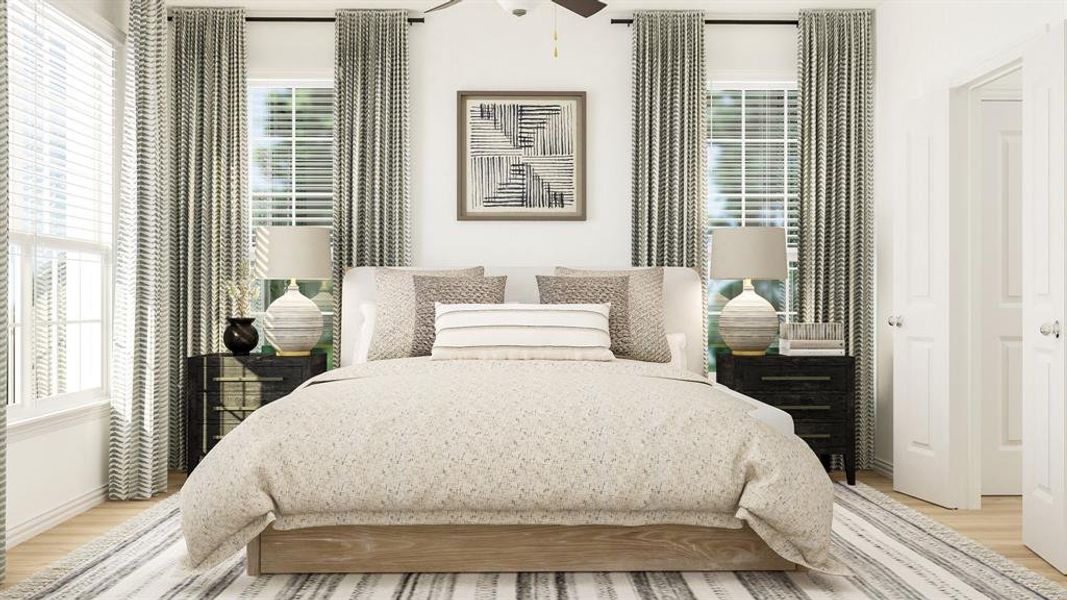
[666,332,687,371]
[354,302,376,363]
[431,303,615,361]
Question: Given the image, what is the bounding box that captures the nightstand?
[715,351,856,485]
[186,352,327,472]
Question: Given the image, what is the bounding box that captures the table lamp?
[254,226,332,356]
[710,227,788,356]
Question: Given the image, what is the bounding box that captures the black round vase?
[224,317,259,355]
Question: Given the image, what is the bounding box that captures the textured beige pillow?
[554,267,671,363]
[368,267,484,360]
[536,275,631,358]
[411,276,507,356]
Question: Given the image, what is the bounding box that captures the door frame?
[943,52,1026,511]
[963,64,1024,507]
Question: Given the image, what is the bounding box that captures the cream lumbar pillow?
[431,303,615,361]
[367,267,484,360]
[554,267,671,363]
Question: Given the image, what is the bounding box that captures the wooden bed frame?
[245,523,796,575]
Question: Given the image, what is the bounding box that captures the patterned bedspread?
[180,358,836,572]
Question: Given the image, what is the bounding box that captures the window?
[6,0,116,416]
[248,83,335,355]
[707,84,799,370]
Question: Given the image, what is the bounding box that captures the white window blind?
[249,85,333,228]
[707,84,799,370]
[8,0,114,244]
[6,0,115,413]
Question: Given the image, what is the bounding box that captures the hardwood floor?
[1,472,185,591]
[2,471,1064,590]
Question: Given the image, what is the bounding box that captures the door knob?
[1040,320,1061,338]
[887,315,903,328]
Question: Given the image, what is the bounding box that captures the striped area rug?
[3,483,1064,599]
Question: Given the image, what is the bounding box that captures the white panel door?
[892,90,959,509]
[1022,22,1067,574]
[980,98,1024,495]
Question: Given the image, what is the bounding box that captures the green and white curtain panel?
[630,11,708,368]
[0,0,8,580]
[171,8,248,470]
[331,10,412,356]
[797,9,875,468]
[631,11,707,272]
[109,0,173,500]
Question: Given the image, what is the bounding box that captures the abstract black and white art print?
[457,91,586,220]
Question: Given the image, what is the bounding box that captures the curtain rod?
[166,16,425,23]
[611,18,797,26]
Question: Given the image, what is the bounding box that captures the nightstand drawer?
[738,367,850,393]
[200,390,291,409]
[744,391,848,420]
[196,365,308,390]
[793,421,850,446]
[209,380,301,396]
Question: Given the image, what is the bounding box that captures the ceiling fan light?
[497,0,541,17]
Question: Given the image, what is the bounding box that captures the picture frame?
[457,91,586,221]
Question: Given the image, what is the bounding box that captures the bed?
[180,266,835,575]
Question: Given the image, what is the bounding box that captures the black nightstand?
[186,352,327,472]
[715,351,856,485]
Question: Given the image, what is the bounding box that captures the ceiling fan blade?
[425,0,464,13]
[550,0,606,18]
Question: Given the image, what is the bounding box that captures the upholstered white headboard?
[338,266,706,375]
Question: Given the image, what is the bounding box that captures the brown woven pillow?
[553,267,670,363]
[411,276,508,356]
[536,275,631,358]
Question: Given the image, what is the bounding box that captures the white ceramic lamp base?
[719,279,779,356]
[264,281,324,357]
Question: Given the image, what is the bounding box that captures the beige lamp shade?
[709,227,788,281]
[254,226,332,280]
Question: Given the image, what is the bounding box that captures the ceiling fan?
[426,0,607,18]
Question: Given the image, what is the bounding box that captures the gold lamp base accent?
[274,350,312,357]
[730,350,768,357]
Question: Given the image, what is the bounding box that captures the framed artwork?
[457,91,586,221]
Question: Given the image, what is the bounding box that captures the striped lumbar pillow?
[430,303,615,361]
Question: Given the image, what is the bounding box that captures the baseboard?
[7,484,108,548]
[872,456,894,479]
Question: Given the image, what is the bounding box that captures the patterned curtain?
[797,9,875,468]
[171,8,247,470]
[630,10,707,367]
[0,0,8,580]
[109,0,172,500]
[331,10,411,356]
[631,11,707,271]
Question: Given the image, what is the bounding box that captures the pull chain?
[553,4,559,58]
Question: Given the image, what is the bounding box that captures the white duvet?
[180,358,837,572]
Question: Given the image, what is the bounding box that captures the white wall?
[874,0,1067,471]
[6,404,110,547]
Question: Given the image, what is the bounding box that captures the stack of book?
[779,322,845,356]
